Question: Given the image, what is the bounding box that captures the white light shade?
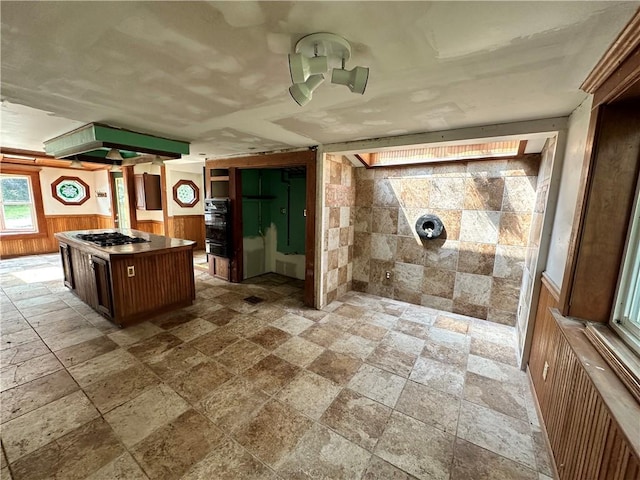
[289,53,328,84]
[331,66,369,94]
[105,148,124,161]
[70,159,82,168]
[289,75,325,106]
[151,155,165,166]
[109,163,121,172]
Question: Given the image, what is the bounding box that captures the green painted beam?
[44,123,189,159]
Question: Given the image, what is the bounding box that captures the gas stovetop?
[76,232,149,247]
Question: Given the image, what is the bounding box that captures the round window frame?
[51,176,91,206]
[172,179,200,208]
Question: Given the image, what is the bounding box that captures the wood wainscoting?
[135,220,164,235]
[166,215,205,249]
[0,214,114,258]
[529,274,639,480]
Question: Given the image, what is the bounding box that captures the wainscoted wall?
[352,157,540,325]
[0,214,113,257]
[167,215,205,249]
[136,220,164,235]
[323,154,355,305]
[529,275,639,479]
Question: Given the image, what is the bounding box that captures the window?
[0,173,38,233]
[612,174,640,355]
[172,179,200,208]
[360,140,522,167]
[51,176,90,205]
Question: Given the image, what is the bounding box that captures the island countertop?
[54,229,195,258]
[54,229,196,327]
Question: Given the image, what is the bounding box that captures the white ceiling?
[1,1,638,163]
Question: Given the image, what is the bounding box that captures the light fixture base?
[295,33,351,63]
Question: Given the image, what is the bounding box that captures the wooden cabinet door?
[135,173,162,211]
[91,256,114,318]
[208,255,230,280]
[59,243,75,289]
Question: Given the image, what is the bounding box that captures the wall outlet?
[127,266,135,277]
[542,361,549,381]
[385,271,391,280]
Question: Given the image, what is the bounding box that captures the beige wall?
[352,157,541,325]
[39,167,108,216]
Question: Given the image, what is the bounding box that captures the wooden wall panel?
[1,214,101,257]
[110,248,195,324]
[135,220,164,235]
[567,101,640,322]
[529,277,640,480]
[166,215,205,249]
[96,215,114,229]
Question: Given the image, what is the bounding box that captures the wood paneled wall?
[110,248,195,324]
[0,215,113,258]
[135,220,164,235]
[529,275,640,480]
[166,215,205,249]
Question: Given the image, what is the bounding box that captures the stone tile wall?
[352,157,541,325]
[322,155,356,306]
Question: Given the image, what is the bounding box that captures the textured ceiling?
[1,1,638,163]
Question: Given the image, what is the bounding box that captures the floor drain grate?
[244,296,264,305]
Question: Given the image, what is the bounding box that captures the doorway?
[110,171,130,229]
[204,150,317,307]
[242,167,307,281]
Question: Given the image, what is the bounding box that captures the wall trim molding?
[541,272,561,302]
[323,117,568,155]
[581,8,640,94]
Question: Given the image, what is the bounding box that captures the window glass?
[612,175,640,354]
[0,175,37,232]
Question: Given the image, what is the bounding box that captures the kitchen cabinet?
[135,173,162,210]
[55,229,196,327]
[208,254,230,280]
[91,255,114,318]
[206,168,229,198]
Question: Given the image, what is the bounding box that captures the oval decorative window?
[51,176,90,205]
[173,179,200,208]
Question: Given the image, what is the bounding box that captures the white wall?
[39,167,104,215]
[165,163,205,217]
[94,170,112,216]
[545,96,593,287]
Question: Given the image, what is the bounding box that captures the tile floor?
[0,253,555,480]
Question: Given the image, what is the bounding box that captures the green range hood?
[44,123,190,164]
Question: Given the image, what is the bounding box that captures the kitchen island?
[55,229,196,327]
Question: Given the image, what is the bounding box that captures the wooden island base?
[55,229,196,327]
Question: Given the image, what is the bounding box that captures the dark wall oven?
[204,198,231,258]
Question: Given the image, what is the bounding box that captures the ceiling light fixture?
[289,74,325,106]
[105,148,124,161]
[69,156,83,168]
[331,60,369,95]
[151,155,165,166]
[109,163,121,172]
[288,32,369,105]
[289,52,328,84]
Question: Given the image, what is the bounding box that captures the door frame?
[205,149,317,307]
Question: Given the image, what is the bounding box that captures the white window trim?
[0,173,38,234]
[612,172,640,356]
